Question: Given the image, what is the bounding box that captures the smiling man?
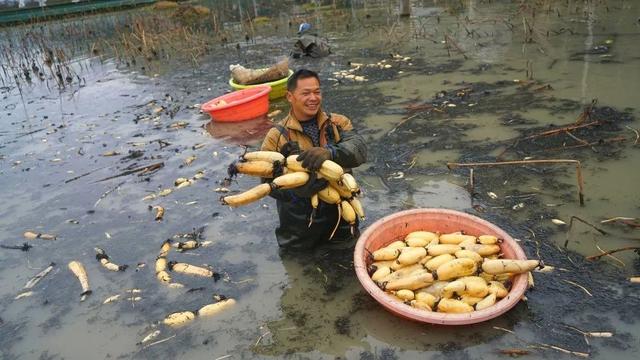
[261,69,367,249]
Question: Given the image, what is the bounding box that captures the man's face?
[286,76,322,120]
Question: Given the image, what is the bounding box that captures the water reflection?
[254,243,529,357]
[254,246,366,356]
[205,116,273,145]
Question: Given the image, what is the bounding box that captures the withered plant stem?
[586,246,640,261]
[447,159,585,205]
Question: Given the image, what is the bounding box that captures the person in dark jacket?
[261,69,367,249]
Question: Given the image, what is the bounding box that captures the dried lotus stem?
[447,159,585,206]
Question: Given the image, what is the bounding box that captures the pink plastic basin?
[201,85,271,122]
[354,208,528,325]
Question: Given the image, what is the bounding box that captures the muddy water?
[1,1,639,359]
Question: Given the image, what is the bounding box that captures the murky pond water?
[1,1,639,359]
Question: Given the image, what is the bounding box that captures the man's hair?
[287,69,320,92]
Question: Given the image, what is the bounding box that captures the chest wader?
[271,114,358,249]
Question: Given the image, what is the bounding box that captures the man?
[261,69,367,249]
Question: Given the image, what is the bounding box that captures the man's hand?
[291,172,328,198]
[296,147,331,171]
[280,141,301,157]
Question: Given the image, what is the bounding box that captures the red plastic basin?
[201,85,271,122]
[354,208,528,325]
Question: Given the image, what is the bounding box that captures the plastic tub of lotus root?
[354,208,528,325]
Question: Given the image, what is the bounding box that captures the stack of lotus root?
[229,58,289,85]
[368,231,541,313]
[222,151,365,236]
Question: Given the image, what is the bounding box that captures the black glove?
[280,141,301,158]
[297,147,331,171]
[291,172,328,198]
